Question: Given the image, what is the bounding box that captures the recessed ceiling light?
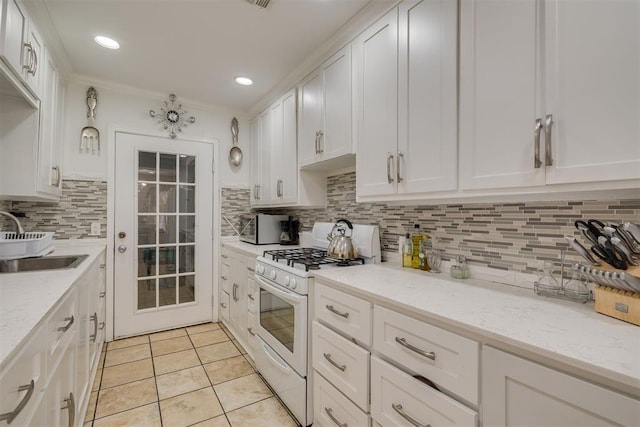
[234,76,253,86]
[94,35,120,49]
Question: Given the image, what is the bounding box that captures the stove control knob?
[289,278,297,289]
[283,276,290,286]
[257,265,265,275]
[269,270,277,280]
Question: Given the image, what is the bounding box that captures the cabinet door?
[544,0,640,184]
[322,45,352,161]
[37,48,62,197]
[355,8,399,198]
[23,18,43,97]
[0,0,27,76]
[280,90,298,203]
[249,115,269,206]
[229,254,248,343]
[482,347,640,426]
[270,100,283,201]
[459,0,545,190]
[47,343,77,427]
[298,72,323,167]
[398,0,457,194]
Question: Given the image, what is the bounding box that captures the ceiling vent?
[246,0,270,9]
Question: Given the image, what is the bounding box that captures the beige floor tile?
[101,358,154,389]
[190,329,229,347]
[203,355,254,385]
[85,391,97,421]
[92,368,102,392]
[151,336,193,356]
[214,373,272,412]
[187,322,221,335]
[222,328,236,340]
[93,402,161,427]
[149,328,187,342]
[108,335,149,350]
[191,415,231,427]
[226,397,297,427]
[153,348,200,375]
[104,343,151,368]
[231,340,247,355]
[84,422,92,427]
[156,365,211,400]
[159,387,223,427]
[196,341,240,364]
[95,377,157,419]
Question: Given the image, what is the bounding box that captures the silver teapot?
[327,219,358,259]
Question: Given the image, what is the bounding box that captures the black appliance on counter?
[279,216,300,245]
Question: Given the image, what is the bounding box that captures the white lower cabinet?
[219,290,230,323]
[314,372,370,427]
[371,356,477,427]
[46,343,77,427]
[482,346,640,427]
[314,282,372,346]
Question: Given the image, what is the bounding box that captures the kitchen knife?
[610,237,638,266]
[615,225,640,255]
[623,222,640,245]
[564,236,600,265]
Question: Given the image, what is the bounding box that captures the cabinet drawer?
[371,356,477,427]
[314,371,370,427]
[0,326,46,425]
[220,263,230,294]
[247,275,258,313]
[47,289,78,374]
[246,312,258,356]
[373,305,479,404]
[312,321,370,411]
[315,283,372,346]
[219,291,230,323]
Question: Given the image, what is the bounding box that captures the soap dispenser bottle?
[402,232,413,268]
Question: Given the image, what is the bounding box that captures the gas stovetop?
[263,248,365,271]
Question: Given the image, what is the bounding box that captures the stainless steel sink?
[0,255,88,273]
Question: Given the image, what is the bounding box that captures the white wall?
[62,80,250,188]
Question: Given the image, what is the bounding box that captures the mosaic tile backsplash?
[222,172,640,275]
[0,180,107,239]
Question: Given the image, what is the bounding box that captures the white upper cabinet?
[356,0,457,200]
[249,111,271,206]
[298,45,353,169]
[460,0,640,191]
[269,89,298,204]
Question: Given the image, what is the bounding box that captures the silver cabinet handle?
[256,184,261,200]
[323,353,346,371]
[30,46,38,76]
[392,403,429,427]
[395,337,435,360]
[221,254,228,259]
[247,294,255,301]
[221,275,228,280]
[220,302,227,308]
[22,42,34,74]
[52,166,61,187]
[0,380,35,424]
[99,291,106,298]
[276,179,283,198]
[233,283,239,302]
[397,151,404,183]
[324,407,348,427]
[544,114,553,166]
[58,315,75,333]
[247,266,255,272]
[99,322,105,330]
[247,327,255,336]
[326,304,349,319]
[534,118,543,168]
[90,312,98,342]
[387,153,394,184]
[62,392,75,427]
[318,130,324,153]
[315,131,320,154]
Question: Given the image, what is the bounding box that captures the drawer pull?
[326,305,349,319]
[395,337,436,361]
[221,254,229,259]
[61,392,75,427]
[392,403,430,427]
[90,312,98,342]
[58,315,75,333]
[248,327,255,336]
[247,266,255,272]
[220,302,227,308]
[99,322,105,330]
[0,380,35,424]
[323,353,346,372]
[221,275,228,280]
[324,407,348,427]
[99,291,106,298]
[248,294,255,301]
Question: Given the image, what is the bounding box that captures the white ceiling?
[41,0,371,112]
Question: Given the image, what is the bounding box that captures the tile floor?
[85,322,299,427]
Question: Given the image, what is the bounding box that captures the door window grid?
[136,151,197,311]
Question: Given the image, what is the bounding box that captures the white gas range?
[252,222,381,426]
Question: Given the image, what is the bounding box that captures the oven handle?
[254,274,305,305]
[260,338,291,374]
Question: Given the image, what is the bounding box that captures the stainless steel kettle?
[327,219,358,259]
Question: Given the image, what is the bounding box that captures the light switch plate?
[90,222,101,236]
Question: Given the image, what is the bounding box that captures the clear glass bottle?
[418,238,430,271]
[450,255,471,279]
[402,232,413,268]
[535,260,561,293]
[563,269,590,303]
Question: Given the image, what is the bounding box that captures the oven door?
[255,274,307,376]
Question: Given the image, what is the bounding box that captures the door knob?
[118,245,127,253]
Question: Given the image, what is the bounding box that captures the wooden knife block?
[594,285,640,326]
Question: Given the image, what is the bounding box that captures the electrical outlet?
[90,222,101,236]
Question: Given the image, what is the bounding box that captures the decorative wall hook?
[149,94,196,138]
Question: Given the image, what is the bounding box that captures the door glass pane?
[159,153,177,182]
[158,277,176,306]
[138,151,156,181]
[138,216,156,245]
[159,185,176,212]
[158,215,176,244]
[179,275,195,303]
[179,185,195,213]
[138,183,156,213]
[138,248,156,277]
[179,216,195,243]
[138,279,156,309]
[179,246,195,273]
[259,288,295,352]
[179,155,196,183]
[158,246,176,275]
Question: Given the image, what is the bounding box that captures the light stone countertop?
[221,240,301,258]
[0,241,106,369]
[312,263,640,397]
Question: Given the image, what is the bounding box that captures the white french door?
[114,132,213,338]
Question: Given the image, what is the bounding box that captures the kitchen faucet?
[0,211,25,235]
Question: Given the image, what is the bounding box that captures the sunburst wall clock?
[149,94,196,138]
